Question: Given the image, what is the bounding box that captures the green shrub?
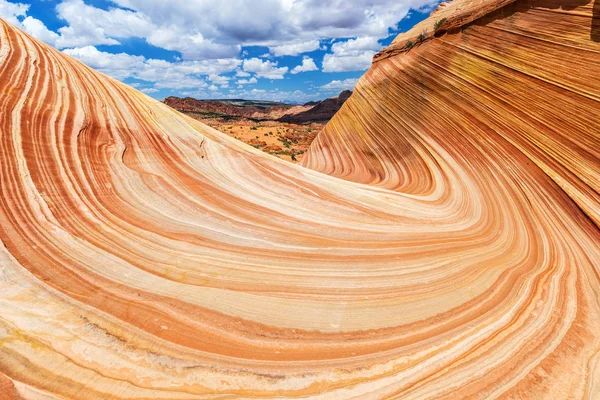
[405,40,414,49]
[434,18,446,31]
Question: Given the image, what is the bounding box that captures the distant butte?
[278,90,353,124]
[162,91,352,162]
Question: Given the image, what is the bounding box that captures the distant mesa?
[162,91,353,162]
[162,96,298,120]
[278,90,352,124]
[161,94,348,162]
[162,90,353,125]
[303,100,320,106]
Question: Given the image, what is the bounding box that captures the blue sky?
[1,0,438,103]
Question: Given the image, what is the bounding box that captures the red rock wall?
[303,0,600,227]
[1,0,600,396]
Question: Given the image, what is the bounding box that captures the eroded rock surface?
[1,0,600,396]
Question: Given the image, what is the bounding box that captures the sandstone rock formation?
[1,0,600,396]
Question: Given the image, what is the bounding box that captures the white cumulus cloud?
[0,0,438,102]
[237,77,258,85]
[269,40,321,57]
[63,45,241,90]
[58,0,434,59]
[0,0,59,46]
[291,56,318,74]
[63,46,146,80]
[54,0,153,48]
[242,58,288,79]
[322,36,382,72]
[21,16,59,45]
[320,78,359,91]
[0,0,27,25]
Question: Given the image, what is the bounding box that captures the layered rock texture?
[1,0,600,396]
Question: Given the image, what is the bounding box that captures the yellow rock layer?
[1,0,600,396]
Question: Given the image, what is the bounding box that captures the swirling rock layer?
[1,0,600,396]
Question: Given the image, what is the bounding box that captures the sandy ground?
[188,116,323,162]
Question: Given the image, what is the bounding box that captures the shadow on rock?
[593,0,600,41]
